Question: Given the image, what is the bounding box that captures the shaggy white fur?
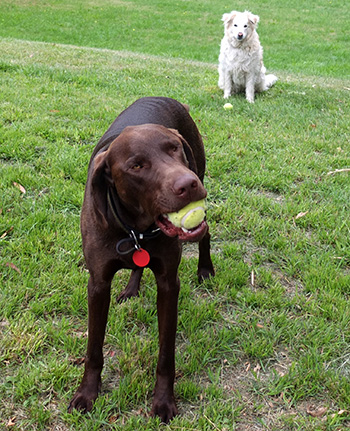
[218,10,278,103]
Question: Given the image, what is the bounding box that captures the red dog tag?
[132,248,150,267]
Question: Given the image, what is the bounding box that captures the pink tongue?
[155,216,208,242]
[155,216,183,237]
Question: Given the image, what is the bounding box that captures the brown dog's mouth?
[156,215,208,242]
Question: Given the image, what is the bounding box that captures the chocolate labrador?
[68,97,215,423]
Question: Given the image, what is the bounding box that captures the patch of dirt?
[217,354,349,430]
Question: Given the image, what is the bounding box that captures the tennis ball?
[167,199,206,230]
[224,103,233,110]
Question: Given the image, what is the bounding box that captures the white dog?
[218,10,277,103]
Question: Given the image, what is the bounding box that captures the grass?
[1,0,350,430]
[0,0,349,78]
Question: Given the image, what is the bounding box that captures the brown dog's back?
[91,97,206,180]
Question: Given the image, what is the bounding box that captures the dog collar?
[107,187,161,266]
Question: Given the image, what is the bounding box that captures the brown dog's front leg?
[151,272,180,423]
[68,277,111,413]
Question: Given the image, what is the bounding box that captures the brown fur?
[68,97,214,423]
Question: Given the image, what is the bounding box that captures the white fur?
[218,10,278,103]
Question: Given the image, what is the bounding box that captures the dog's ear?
[90,151,113,228]
[168,128,198,174]
[248,12,259,26]
[222,11,236,25]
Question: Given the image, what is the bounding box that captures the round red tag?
[132,248,150,267]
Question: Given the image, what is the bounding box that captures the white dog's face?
[222,10,259,43]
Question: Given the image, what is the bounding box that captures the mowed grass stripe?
[1,37,349,90]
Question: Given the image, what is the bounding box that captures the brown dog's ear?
[168,128,198,174]
[182,139,198,174]
[90,151,113,228]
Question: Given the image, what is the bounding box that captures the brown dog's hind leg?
[197,230,215,282]
[117,268,143,303]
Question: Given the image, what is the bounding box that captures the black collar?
[107,187,161,255]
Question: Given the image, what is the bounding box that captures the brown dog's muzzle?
[172,172,201,202]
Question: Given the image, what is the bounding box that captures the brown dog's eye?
[131,163,142,170]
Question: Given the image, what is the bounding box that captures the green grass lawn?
[1,0,350,430]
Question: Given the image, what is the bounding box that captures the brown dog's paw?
[116,286,139,303]
[150,398,178,424]
[117,269,142,303]
[197,266,215,283]
[68,383,100,414]
[68,394,93,414]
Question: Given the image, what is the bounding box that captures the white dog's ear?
[248,12,260,25]
[222,11,236,24]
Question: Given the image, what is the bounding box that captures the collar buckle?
[130,230,141,250]
[108,187,161,257]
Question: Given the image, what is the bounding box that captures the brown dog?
[68,97,214,423]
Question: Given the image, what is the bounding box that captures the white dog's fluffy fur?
[218,10,277,103]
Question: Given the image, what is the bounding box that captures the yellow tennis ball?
[167,199,206,229]
[224,103,233,110]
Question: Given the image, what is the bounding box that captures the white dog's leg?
[218,65,225,90]
[245,76,256,103]
[222,71,232,99]
[218,65,232,98]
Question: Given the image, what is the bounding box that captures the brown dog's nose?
[172,173,199,201]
